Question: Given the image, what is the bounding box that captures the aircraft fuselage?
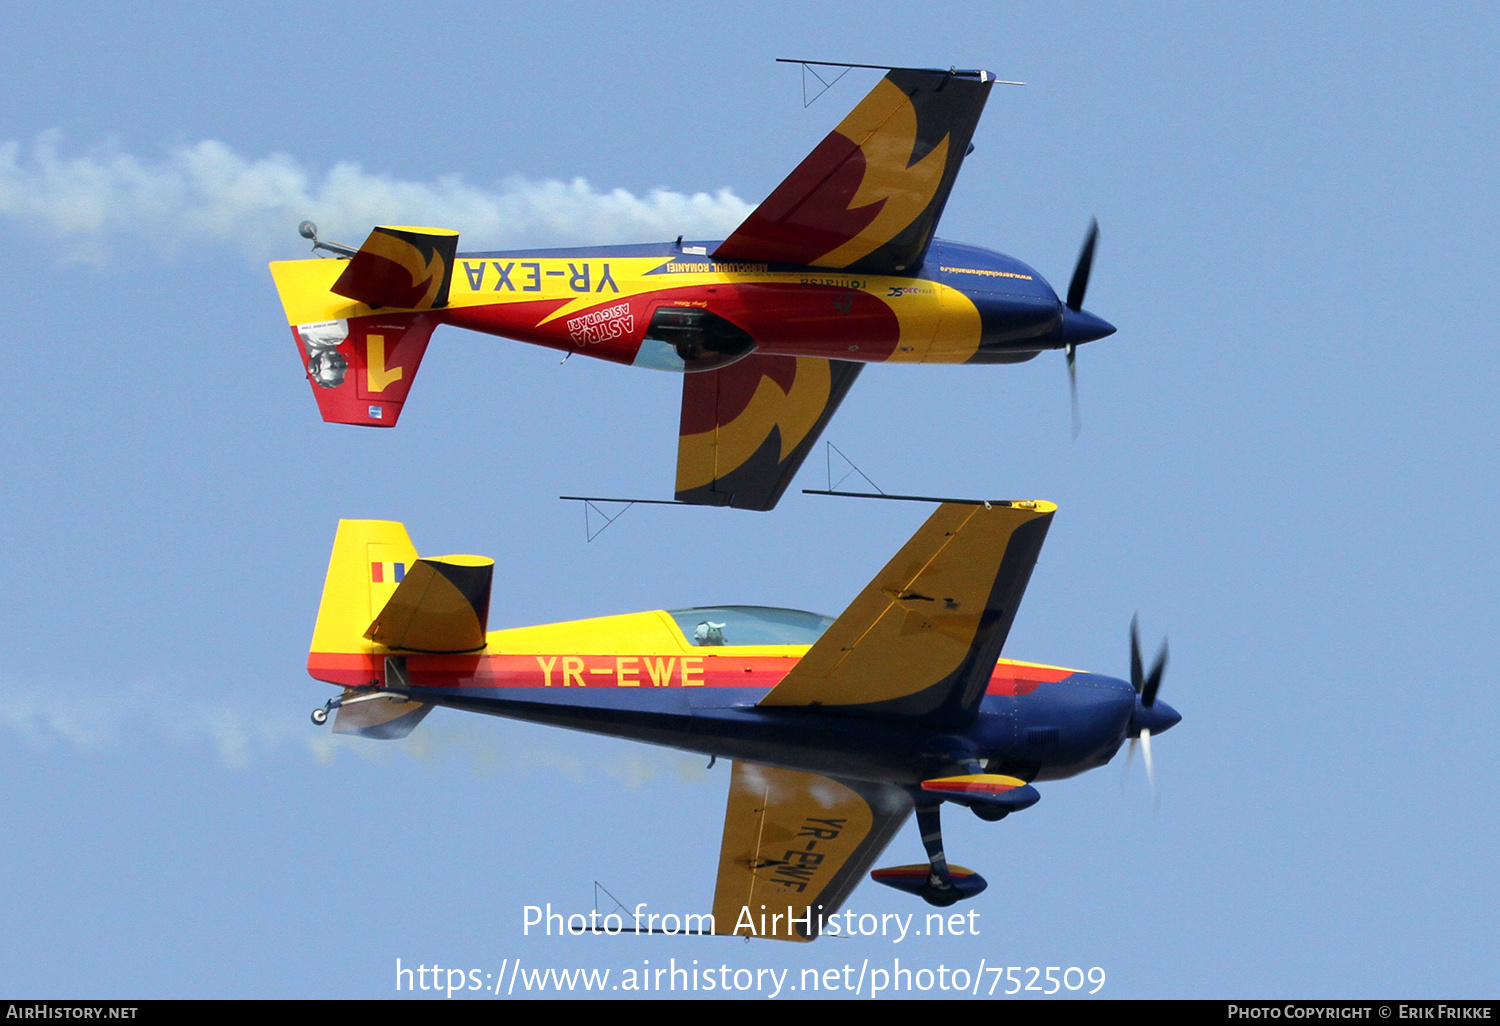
[310,611,1166,787]
[271,237,1114,432]
[439,238,1097,371]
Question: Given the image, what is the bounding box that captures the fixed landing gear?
[310,680,410,728]
[913,800,986,906]
[870,799,989,906]
[310,693,344,725]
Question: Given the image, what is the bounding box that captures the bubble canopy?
[666,605,835,647]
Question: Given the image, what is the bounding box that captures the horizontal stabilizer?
[331,226,459,311]
[365,556,494,654]
[920,774,1040,810]
[332,689,432,740]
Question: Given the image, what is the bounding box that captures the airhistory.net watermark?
[520,902,982,942]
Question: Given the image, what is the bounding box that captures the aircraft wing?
[675,355,861,510]
[711,761,911,942]
[759,500,1056,726]
[713,67,993,274]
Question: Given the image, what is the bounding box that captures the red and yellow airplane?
[308,500,1178,940]
[270,65,1116,511]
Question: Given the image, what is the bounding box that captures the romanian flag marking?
[371,561,405,583]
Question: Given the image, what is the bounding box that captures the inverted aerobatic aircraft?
[270,64,1117,511]
[308,500,1177,940]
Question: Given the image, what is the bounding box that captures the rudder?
[270,225,458,428]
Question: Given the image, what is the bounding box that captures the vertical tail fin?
[269,225,457,428]
[308,519,496,677]
[309,519,493,741]
[308,520,419,687]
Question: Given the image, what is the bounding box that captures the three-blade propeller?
[1124,614,1171,802]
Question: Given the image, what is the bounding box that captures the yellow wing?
[713,68,993,274]
[759,500,1056,725]
[675,355,862,511]
[711,762,911,941]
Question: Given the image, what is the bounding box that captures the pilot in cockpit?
[693,621,727,646]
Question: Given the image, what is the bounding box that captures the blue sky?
[1,1,1496,999]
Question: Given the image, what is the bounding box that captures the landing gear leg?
[870,798,990,906]
[916,800,954,893]
[911,801,990,906]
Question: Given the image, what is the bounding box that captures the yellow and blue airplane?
[308,500,1177,940]
[270,65,1117,511]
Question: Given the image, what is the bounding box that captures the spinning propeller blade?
[1125,616,1173,804]
[1062,219,1099,439]
[1066,342,1080,440]
[1129,614,1169,707]
[1066,218,1098,313]
[1140,727,1155,794]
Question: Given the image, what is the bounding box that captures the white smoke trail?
[0,133,755,264]
[0,681,710,787]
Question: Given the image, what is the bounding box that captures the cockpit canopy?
[666,605,834,647]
